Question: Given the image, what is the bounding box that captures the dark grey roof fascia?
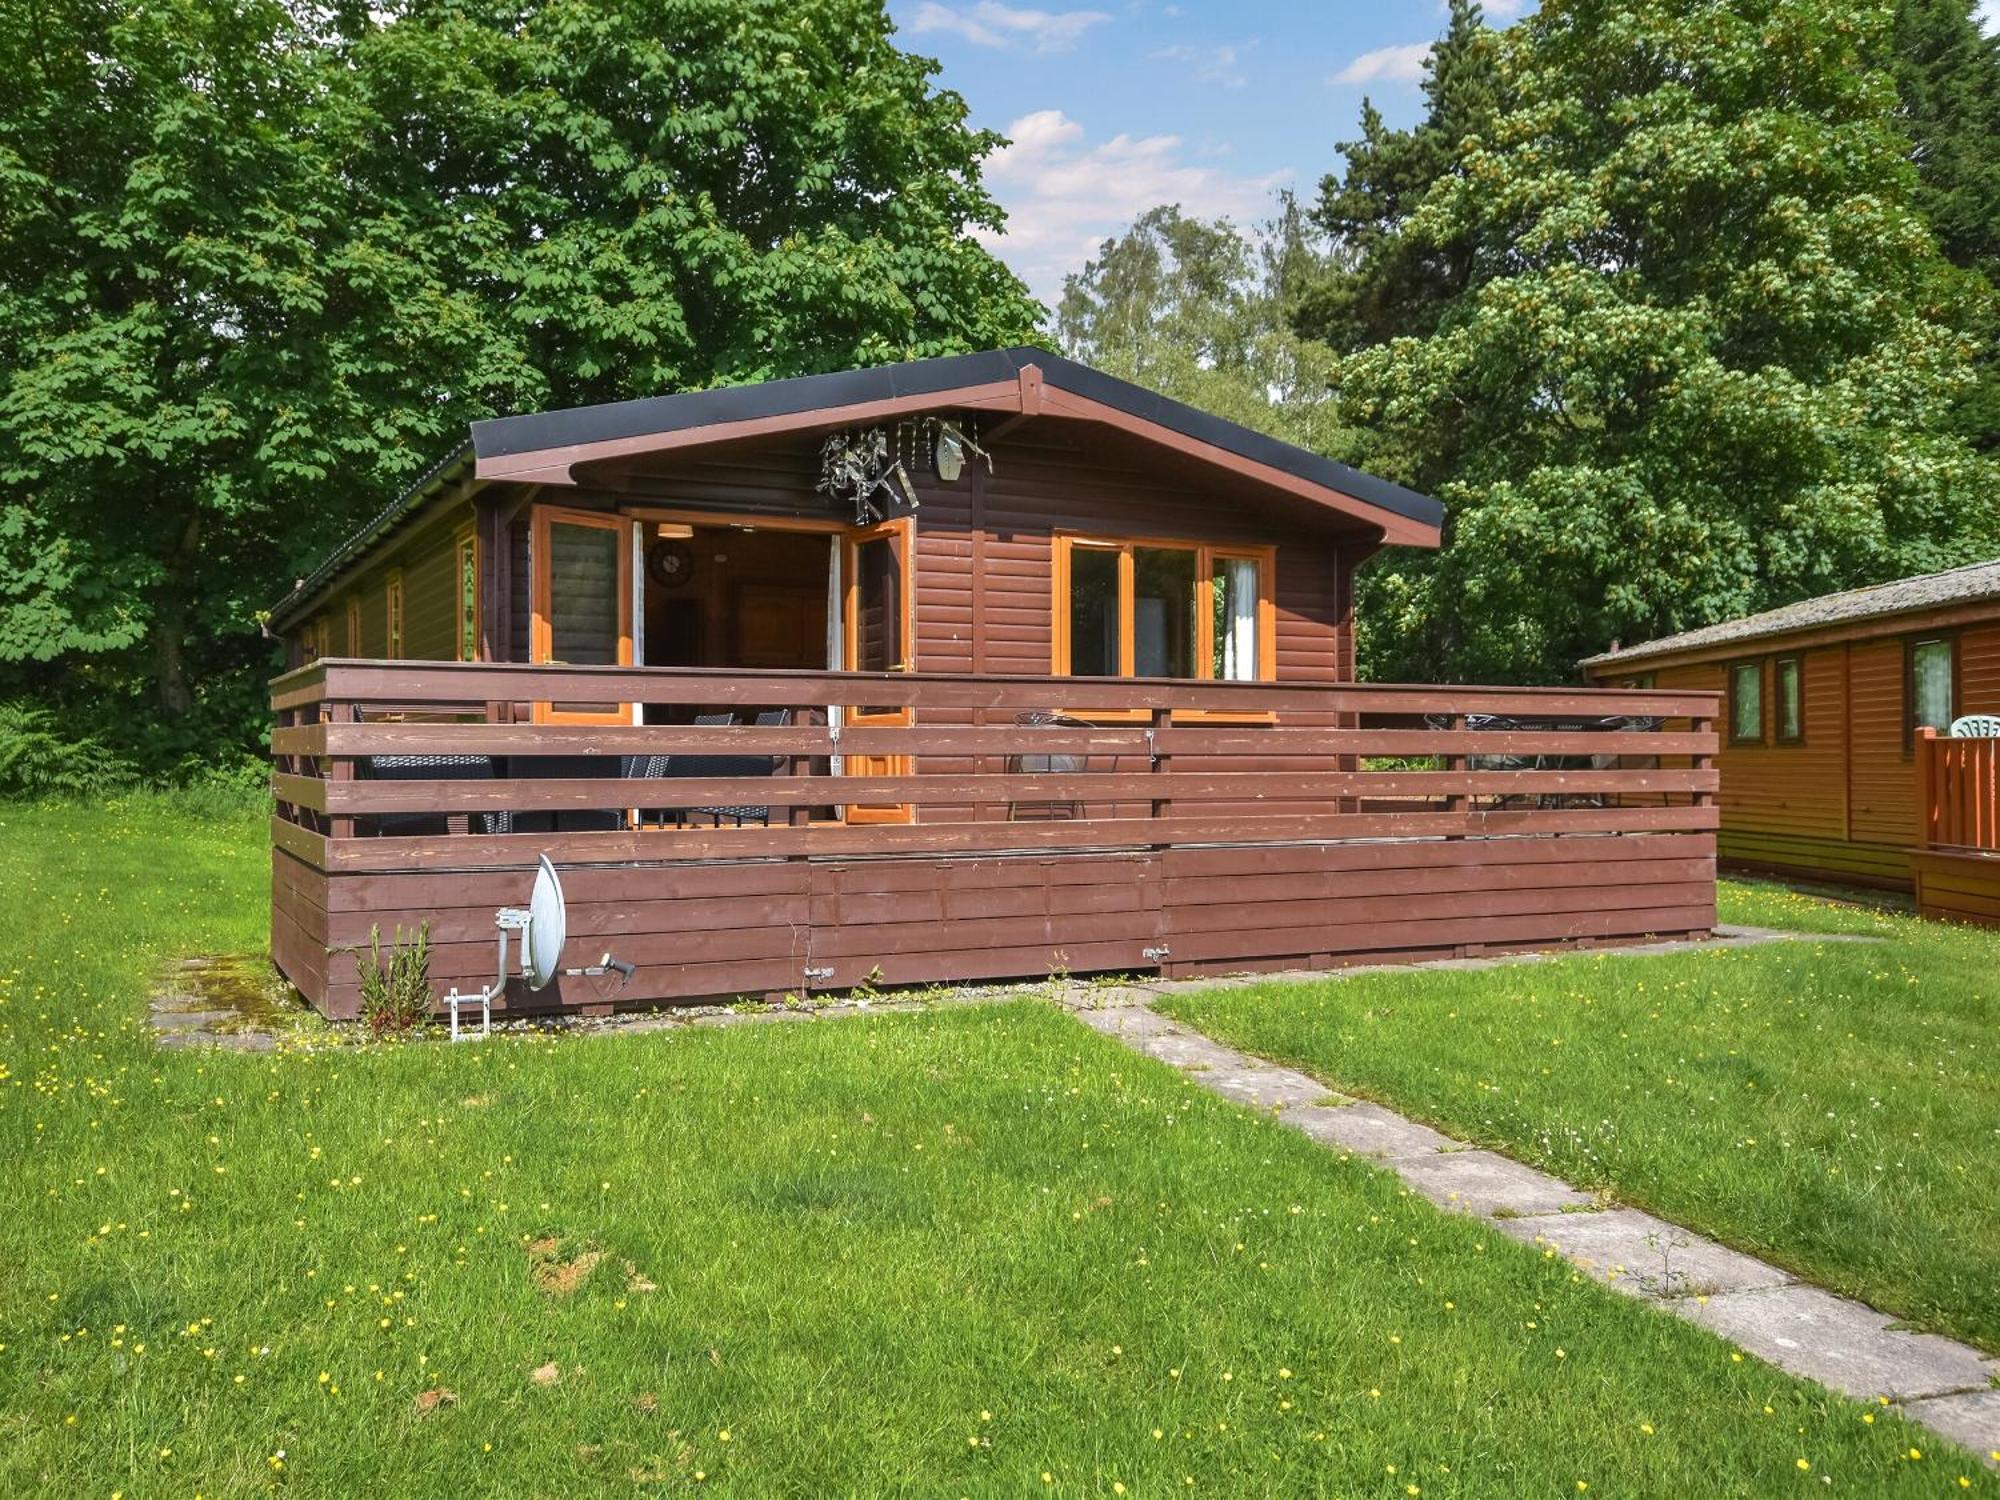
[470,346,1444,531]
[265,442,474,630]
[1580,557,2000,669]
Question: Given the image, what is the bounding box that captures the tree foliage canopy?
[0,0,1037,760]
[1297,0,1503,353]
[1337,0,1999,682]
[1056,201,1357,457]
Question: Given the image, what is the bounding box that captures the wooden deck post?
[326,700,357,843]
[1445,712,1468,835]
[1149,707,1173,829]
[1915,726,1935,851]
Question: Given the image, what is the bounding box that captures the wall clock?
[647,538,695,588]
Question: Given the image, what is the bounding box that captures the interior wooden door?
[530,506,634,724]
[842,518,913,824]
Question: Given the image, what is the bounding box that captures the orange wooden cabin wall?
[1606,617,2000,889]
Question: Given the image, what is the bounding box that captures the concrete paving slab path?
[1060,957,1998,1471]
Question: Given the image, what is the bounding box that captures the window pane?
[548,522,621,665]
[1777,660,1801,740]
[1731,663,1762,741]
[853,535,904,674]
[1212,556,1261,682]
[1913,641,1953,730]
[1068,547,1120,676]
[1132,546,1197,678]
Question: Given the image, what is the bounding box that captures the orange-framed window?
[386,569,405,658]
[1728,660,1763,745]
[1774,655,1804,744]
[1905,635,1957,750]
[454,526,479,662]
[1052,535,1275,682]
[344,595,361,656]
[530,505,634,724]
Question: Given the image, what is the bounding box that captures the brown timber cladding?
[1608,616,2000,888]
[270,662,1718,1020]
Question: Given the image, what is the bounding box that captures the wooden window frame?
[1774,655,1804,745]
[1903,633,1959,752]
[344,596,361,657]
[386,569,405,659]
[529,503,634,726]
[1051,532,1277,679]
[840,514,916,676]
[1727,659,1764,746]
[454,526,479,662]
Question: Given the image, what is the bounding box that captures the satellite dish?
[440,854,632,1040]
[523,854,567,990]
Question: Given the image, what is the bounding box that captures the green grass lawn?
[2,800,1994,1496]
[1159,880,2000,1360]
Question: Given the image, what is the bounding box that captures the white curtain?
[1219,558,1258,681]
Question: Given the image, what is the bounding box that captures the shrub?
[0,702,138,799]
[355,923,432,1036]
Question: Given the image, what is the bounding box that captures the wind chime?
[816,417,992,525]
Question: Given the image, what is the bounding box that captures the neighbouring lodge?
[1584,560,2000,924]
[268,347,1719,1019]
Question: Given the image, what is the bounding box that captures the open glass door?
[842,517,913,823]
[531,506,634,724]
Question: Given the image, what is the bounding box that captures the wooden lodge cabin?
[1582,559,2000,924]
[267,347,1719,1019]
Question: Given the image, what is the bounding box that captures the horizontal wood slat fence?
[1912,729,2000,929]
[270,660,1720,1018]
[1915,728,2000,854]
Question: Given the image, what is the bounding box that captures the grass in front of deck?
[2,801,1992,1496]
[1158,880,2000,1356]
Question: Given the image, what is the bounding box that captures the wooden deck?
[270,662,1721,1018]
[1913,729,2000,927]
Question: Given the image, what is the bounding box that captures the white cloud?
[1329,41,1431,86]
[910,1,1112,53]
[1979,0,1999,31]
[980,109,1290,306]
[1150,39,1255,88]
[1482,0,1530,16]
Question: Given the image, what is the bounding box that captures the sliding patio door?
[530,506,634,724]
[842,518,913,823]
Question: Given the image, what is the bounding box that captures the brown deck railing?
[270,660,1719,870]
[1916,728,2000,853]
[268,662,1721,1013]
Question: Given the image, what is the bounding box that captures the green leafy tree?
[0,0,1037,763]
[1297,0,1504,353]
[1887,0,2000,447]
[1056,201,1360,457]
[1339,0,2000,683]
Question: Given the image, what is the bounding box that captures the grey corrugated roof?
[1580,557,2000,668]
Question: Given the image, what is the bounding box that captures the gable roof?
[269,346,1442,631]
[469,346,1443,534]
[1580,558,2000,670]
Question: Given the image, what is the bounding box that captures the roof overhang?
[270,348,1445,633]
[470,347,1443,549]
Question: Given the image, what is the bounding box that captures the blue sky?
[889,0,2000,310]
[882,0,1531,307]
